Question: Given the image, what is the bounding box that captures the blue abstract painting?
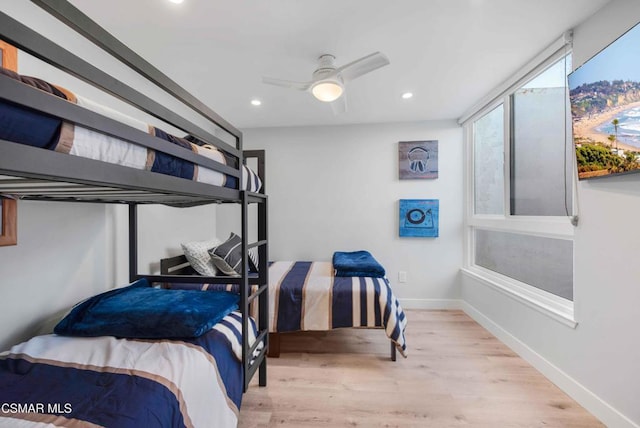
[399,199,439,237]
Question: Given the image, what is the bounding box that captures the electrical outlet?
[398,271,407,283]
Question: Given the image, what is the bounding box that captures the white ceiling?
[70,0,611,129]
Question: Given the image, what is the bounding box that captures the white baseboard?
[398,298,462,310]
[461,301,639,428]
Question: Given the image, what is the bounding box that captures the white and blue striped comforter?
[0,311,260,428]
[269,261,407,357]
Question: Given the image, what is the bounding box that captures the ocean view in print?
[569,21,640,179]
[595,105,640,147]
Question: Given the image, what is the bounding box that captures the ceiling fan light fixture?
[262,51,389,112]
[311,80,344,102]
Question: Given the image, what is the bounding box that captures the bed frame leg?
[268,333,280,358]
[390,341,397,361]
[258,355,267,387]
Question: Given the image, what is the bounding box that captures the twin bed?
[268,260,407,359]
[1,2,267,427]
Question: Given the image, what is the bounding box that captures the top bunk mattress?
[0,67,261,194]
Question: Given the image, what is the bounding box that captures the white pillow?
[181,238,222,276]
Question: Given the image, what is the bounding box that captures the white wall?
[0,202,110,350]
[461,1,640,426]
[0,2,217,348]
[110,204,218,285]
[218,122,464,306]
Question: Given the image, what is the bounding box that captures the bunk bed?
[0,1,268,427]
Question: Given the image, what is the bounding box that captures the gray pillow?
[208,233,258,276]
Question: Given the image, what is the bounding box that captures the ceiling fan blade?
[337,52,390,82]
[330,94,347,115]
[262,76,312,91]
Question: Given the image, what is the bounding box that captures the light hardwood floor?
[238,310,604,427]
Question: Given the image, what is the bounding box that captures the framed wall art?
[399,199,439,238]
[569,21,640,179]
[398,140,438,179]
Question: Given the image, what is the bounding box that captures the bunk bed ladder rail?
[240,190,269,390]
[242,150,269,390]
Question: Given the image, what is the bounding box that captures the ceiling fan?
[262,52,390,114]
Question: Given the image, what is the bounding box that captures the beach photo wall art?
[569,20,640,179]
[399,199,439,238]
[398,140,438,179]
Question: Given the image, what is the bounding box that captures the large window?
[464,46,575,323]
[474,229,573,300]
[511,55,573,216]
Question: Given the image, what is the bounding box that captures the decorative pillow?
[54,278,239,339]
[249,248,259,270]
[208,233,258,276]
[181,238,221,276]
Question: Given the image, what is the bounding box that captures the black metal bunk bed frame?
[0,1,268,392]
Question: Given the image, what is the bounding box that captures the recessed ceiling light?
[402,92,414,99]
[251,99,262,106]
[168,0,184,4]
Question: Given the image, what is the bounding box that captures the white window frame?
[461,37,578,328]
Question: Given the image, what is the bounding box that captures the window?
[464,44,575,323]
[511,56,573,216]
[474,229,573,300]
[474,104,504,215]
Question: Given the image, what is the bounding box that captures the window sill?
[468,215,575,239]
[461,266,577,329]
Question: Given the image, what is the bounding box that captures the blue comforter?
[54,278,238,339]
